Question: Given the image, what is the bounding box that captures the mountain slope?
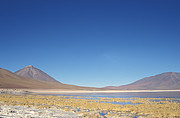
[104,72,180,90]
[0,68,97,90]
[15,65,60,83]
[0,68,60,89]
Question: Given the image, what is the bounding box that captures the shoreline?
[28,89,180,94]
[1,89,180,94]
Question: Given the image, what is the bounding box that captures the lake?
[37,91,180,99]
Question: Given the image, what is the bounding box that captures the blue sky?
[0,0,180,87]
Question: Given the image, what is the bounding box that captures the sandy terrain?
[27,89,180,94]
[1,89,180,94]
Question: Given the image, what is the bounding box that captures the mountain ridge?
[104,72,180,90]
[1,65,180,90]
[0,68,98,90]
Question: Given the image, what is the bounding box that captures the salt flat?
[0,105,80,118]
[28,89,180,94]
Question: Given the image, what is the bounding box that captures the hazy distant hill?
[0,68,97,90]
[15,65,60,83]
[104,72,180,90]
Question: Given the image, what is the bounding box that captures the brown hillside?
[104,72,180,90]
[0,68,97,90]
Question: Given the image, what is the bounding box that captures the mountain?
[104,72,180,90]
[15,65,60,83]
[0,68,97,90]
[0,68,60,89]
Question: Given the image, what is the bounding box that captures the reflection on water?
[99,101,139,105]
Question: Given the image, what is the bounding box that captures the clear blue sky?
[0,0,180,87]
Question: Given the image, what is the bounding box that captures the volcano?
[15,65,60,83]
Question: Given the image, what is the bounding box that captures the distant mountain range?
[0,65,180,90]
[0,66,97,90]
[104,72,180,90]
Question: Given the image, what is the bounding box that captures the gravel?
[0,105,81,118]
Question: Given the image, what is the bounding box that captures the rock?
[0,89,30,95]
